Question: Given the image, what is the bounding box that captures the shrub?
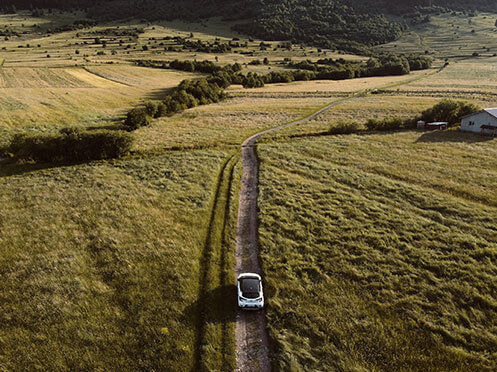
[144,101,159,117]
[421,99,481,126]
[366,116,404,131]
[124,108,151,130]
[155,102,168,118]
[329,121,361,134]
[8,128,133,163]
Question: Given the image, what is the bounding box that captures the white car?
[237,273,264,310]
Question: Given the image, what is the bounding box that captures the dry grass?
[0,66,198,140]
[257,131,497,371]
[376,12,497,58]
[134,94,336,151]
[401,57,497,93]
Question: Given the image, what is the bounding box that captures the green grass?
[194,152,239,372]
[257,131,497,371]
[0,150,231,371]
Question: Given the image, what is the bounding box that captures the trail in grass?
[233,66,449,370]
[234,98,357,372]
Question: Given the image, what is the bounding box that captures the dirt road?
[234,98,354,372]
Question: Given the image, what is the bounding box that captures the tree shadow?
[415,130,495,143]
[86,123,123,131]
[182,284,237,326]
[143,87,176,101]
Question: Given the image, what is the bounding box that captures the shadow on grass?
[182,284,237,325]
[143,87,176,101]
[0,158,96,178]
[86,123,124,131]
[415,130,495,143]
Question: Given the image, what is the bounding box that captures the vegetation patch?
[258,132,497,371]
[8,128,133,162]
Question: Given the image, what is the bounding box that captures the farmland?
[1,6,497,372]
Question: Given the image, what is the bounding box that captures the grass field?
[0,150,231,371]
[400,57,497,94]
[257,131,497,371]
[376,12,497,58]
[2,8,497,372]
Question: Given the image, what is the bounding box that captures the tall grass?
[257,132,497,371]
[0,150,229,371]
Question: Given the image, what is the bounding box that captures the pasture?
[0,150,230,371]
[376,12,497,58]
[257,131,497,371]
[1,8,497,372]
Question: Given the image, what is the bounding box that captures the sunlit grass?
[258,131,497,371]
[0,150,228,371]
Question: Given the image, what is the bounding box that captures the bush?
[8,128,133,163]
[365,116,404,131]
[329,121,361,134]
[155,102,168,118]
[421,99,481,126]
[144,101,159,117]
[123,108,151,130]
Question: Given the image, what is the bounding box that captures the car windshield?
[240,278,260,298]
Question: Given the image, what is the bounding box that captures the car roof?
[237,273,261,280]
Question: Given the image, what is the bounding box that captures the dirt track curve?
[234,98,356,372]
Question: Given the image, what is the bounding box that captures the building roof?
[461,108,497,119]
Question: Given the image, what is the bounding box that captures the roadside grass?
[134,94,337,151]
[265,95,440,140]
[194,153,240,372]
[0,149,230,371]
[257,131,497,371]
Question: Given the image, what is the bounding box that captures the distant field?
[0,150,228,371]
[0,66,199,146]
[134,92,337,152]
[377,12,497,58]
[400,57,497,94]
[258,131,497,371]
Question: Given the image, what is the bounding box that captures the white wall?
[461,111,497,133]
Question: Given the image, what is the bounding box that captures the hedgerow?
[8,128,134,162]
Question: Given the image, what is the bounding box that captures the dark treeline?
[8,127,133,162]
[2,0,496,52]
[123,61,242,130]
[287,55,432,78]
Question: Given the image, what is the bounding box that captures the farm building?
[461,108,497,136]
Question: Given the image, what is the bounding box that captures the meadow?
[376,12,497,59]
[0,150,232,371]
[257,131,497,371]
[1,7,497,372]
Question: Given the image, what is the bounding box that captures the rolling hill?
[2,0,497,53]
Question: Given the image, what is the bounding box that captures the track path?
[233,65,448,371]
[234,97,359,372]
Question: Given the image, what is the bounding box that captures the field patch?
[0,150,229,371]
[258,132,497,371]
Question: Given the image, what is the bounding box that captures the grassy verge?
[0,150,230,371]
[195,152,240,372]
[257,131,497,371]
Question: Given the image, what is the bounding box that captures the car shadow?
[415,130,495,143]
[182,284,238,325]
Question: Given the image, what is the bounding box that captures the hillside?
[2,0,497,53]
